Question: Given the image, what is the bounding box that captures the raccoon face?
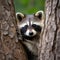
[16,11,44,39]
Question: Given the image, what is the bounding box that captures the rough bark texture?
[0,0,28,60]
[39,0,60,60]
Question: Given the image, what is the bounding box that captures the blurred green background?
[14,0,45,14]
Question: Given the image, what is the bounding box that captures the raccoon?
[16,11,44,60]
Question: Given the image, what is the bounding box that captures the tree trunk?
[39,0,60,60]
[0,0,28,60]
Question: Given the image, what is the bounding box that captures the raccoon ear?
[34,11,44,20]
[16,12,25,21]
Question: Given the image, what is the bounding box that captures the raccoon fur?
[16,11,44,60]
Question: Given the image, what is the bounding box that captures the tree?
[0,0,28,60]
[38,0,60,60]
[0,0,60,60]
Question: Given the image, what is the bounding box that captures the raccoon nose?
[29,32,33,36]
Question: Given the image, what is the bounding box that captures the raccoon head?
[16,11,44,39]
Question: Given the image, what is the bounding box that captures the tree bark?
[39,0,60,60]
[0,0,28,60]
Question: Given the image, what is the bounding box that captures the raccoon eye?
[20,25,28,33]
[32,24,42,32]
[24,25,28,28]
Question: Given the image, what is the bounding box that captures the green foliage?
[14,0,45,14]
